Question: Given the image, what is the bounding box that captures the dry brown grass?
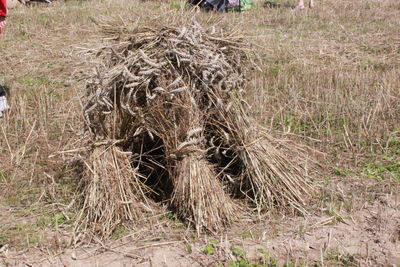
[247,0,400,155]
[0,0,398,252]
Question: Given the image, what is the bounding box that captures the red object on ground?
[0,0,6,34]
[0,0,6,16]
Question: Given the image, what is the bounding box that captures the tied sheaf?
[74,20,313,240]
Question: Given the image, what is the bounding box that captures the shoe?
[0,86,9,118]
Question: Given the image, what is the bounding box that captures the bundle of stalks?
[79,17,314,239]
[135,74,237,232]
[239,136,312,213]
[172,153,236,233]
[84,19,250,139]
[75,145,152,241]
[206,95,313,214]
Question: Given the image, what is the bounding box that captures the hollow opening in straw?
[128,132,173,203]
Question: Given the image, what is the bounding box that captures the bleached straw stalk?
[74,145,152,241]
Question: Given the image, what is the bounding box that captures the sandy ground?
[1,178,399,267]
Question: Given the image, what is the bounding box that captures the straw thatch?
[77,18,313,239]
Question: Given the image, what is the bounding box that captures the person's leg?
[0,17,5,34]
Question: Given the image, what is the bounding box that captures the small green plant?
[363,160,400,181]
[202,244,215,255]
[227,257,251,267]
[229,246,267,267]
[36,213,69,228]
[209,238,219,245]
[231,246,247,258]
[201,239,219,255]
[387,135,399,147]
[332,167,351,176]
[164,212,177,221]
[269,65,281,77]
[186,245,193,254]
[270,258,279,267]
[52,213,67,225]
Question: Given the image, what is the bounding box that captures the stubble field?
[0,0,399,265]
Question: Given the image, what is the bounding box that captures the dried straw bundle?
[172,152,236,233]
[78,18,313,239]
[75,145,152,240]
[82,19,249,234]
[239,136,312,213]
[136,76,236,232]
[206,96,313,213]
[84,20,250,140]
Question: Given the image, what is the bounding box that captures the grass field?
[0,0,399,265]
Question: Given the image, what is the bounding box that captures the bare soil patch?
[1,178,399,266]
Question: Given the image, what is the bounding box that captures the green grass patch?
[202,244,216,255]
[363,160,400,181]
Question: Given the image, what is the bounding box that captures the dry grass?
[247,0,400,154]
[0,0,398,251]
